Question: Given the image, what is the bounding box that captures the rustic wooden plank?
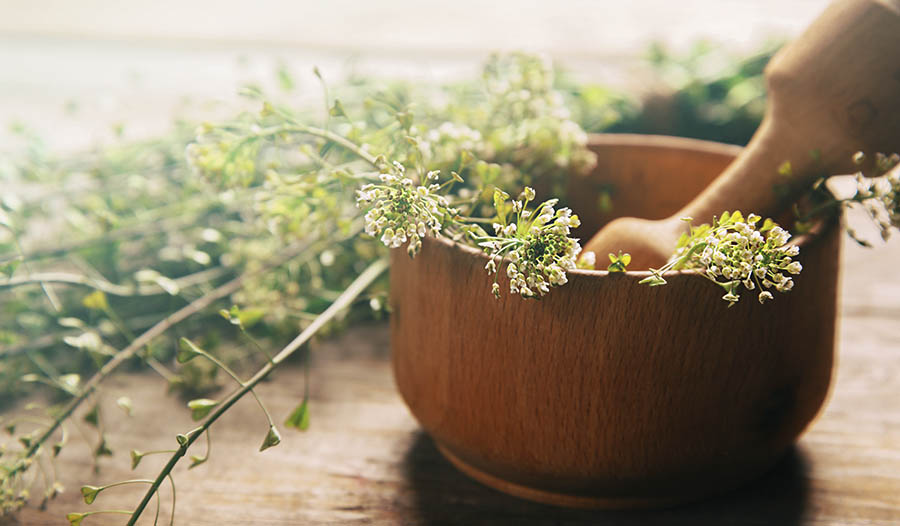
[6,258,899,526]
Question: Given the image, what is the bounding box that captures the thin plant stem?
[167,474,175,526]
[2,237,317,481]
[99,479,155,490]
[124,257,388,526]
[255,124,381,169]
[0,267,230,297]
[11,232,61,311]
[194,350,273,426]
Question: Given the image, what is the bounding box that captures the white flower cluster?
[480,188,583,298]
[483,52,567,120]
[853,153,900,241]
[887,165,900,230]
[671,212,802,305]
[356,163,455,257]
[421,122,484,164]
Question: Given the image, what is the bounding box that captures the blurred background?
[1,0,831,152]
[3,4,900,524]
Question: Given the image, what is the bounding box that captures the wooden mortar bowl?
[390,134,839,509]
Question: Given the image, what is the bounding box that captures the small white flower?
[581,251,596,267]
[758,291,773,304]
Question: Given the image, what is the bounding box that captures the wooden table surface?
[5,238,900,526]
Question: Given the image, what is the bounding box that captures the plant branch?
[0,266,230,297]
[254,124,381,169]
[124,257,389,526]
[2,237,316,481]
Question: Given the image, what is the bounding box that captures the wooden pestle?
[583,0,900,269]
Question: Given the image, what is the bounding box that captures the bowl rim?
[421,133,831,280]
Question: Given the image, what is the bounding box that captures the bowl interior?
[566,134,743,236]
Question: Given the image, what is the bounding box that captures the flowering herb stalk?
[474,187,584,298]
[823,152,899,246]
[640,211,802,306]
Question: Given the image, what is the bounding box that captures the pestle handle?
[583,0,900,269]
[674,0,900,225]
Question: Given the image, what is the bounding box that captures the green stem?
[167,474,176,526]
[2,238,318,481]
[254,124,380,169]
[0,267,230,297]
[99,479,154,490]
[195,350,273,426]
[11,232,61,311]
[125,258,389,526]
[141,450,177,456]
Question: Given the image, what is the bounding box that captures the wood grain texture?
[584,0,900,268]
[6,292,899,526]
[391,135,840,508]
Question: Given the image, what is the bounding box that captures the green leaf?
[80,485,100,505]
[285,398,310,431]
[778,161,793,177]
[58,374,81,393]
[597,191,613,214]
[459,150,473,168]
[130,450,143,470]
[0,210,12,230]
[66,512,86,526]
[176,427,202,447]
[329,99,346,118]
[58,317,85,329]
[606,251,631,272]
[95,437,113,457]
[189,454,208,469]
[116,396,133,417]
[84,404,100,428]
[493,188,509,224]
[237,308,264,329]
[276,66,295,92]
[177,337,204,364]
[187,399,218,421]
[259,425,282,451]
[0,258,20,278]
[760,218,776,232]
[396,111,413,131]
[81,290,109,311]
[63,332,103,353]
[638,274,667,286]
[154,275,179,295]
